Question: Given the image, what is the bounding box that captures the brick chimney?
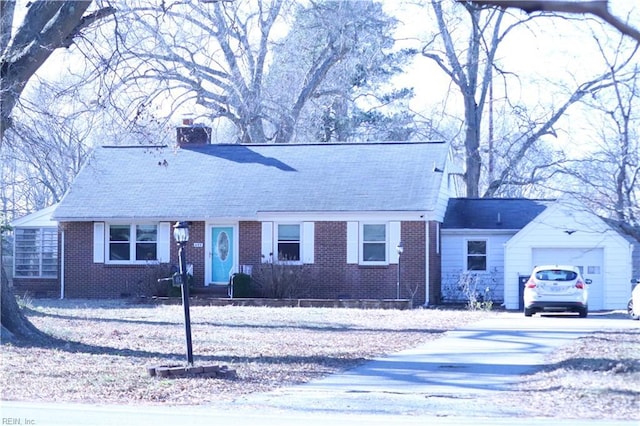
[176,118,212,147]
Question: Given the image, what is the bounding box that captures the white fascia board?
[54,216,218,223]
[12,204,59,227]
[441,228,521,236]
[256,211,434,222]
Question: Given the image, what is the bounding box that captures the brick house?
[50,128,460,306]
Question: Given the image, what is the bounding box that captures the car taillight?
[526,278,536,288]
[575,280,585,289]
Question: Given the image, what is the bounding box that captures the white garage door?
[532,248,604,310]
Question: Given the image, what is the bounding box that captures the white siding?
[602,245,634,308]
[441,231,515,303]
[504,202,632,310]
[433,154,461,221]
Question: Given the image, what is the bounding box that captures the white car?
[523,265,591,317]
[628,279,640,320]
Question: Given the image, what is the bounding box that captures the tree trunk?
[1,264,50,343]
[1,1,113,342]
[464,96,482,198]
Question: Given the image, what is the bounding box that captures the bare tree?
[482,58,637,197]
[556,39,640,226]
[422,0,634,197]
[2,80,92,214]
[92,0,407,144]
[422,1,528,197]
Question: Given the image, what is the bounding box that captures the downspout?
[630,242,635,283]
[60,229,65,299]
[424,221,430,307]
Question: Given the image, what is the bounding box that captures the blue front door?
[212,226,234,284]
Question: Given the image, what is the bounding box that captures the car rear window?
[535,269,578,281]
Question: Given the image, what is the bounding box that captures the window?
[587,265,601,275]
[535,268,577,281]
[277,224,300,261]
[108,224,157,263]
[466,240,487,271]
[362,224,386,262]
[14,228,58,277]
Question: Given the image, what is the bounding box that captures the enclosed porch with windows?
[10,204,60,298]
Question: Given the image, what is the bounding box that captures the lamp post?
[396,241,404,299]
[174,221,193,366]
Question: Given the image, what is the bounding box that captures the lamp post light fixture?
[173,221,194,366]
[396,241,404,299]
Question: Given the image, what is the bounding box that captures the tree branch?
[1,1,115,141]
[460,1,640,42]
[63,6,117,48]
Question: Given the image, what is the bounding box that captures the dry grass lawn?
[1,299,638,420]
[1,299,488,405]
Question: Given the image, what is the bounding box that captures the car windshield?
[535,269,578,281]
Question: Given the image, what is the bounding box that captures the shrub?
[251,257,312,299]
[230,273,254,298]
[131,262,172,297]
[441,270,498,311]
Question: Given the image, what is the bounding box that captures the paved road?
[2,311,638,425]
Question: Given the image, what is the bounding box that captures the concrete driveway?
[2,311,637,425]
[234,311,638,418]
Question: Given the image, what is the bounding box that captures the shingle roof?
[53,142,450,221]
[442,198,553,230]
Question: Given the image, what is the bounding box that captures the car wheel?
[524,308,533,317]
[578,307,588,318]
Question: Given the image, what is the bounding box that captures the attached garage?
[504,200,633,310]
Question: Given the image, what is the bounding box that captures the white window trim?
[464,238,488,272]
[275,222,303,265]
[359,222,389,266]
[104,223,161,265]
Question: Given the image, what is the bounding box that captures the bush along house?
[50,123,461,306]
